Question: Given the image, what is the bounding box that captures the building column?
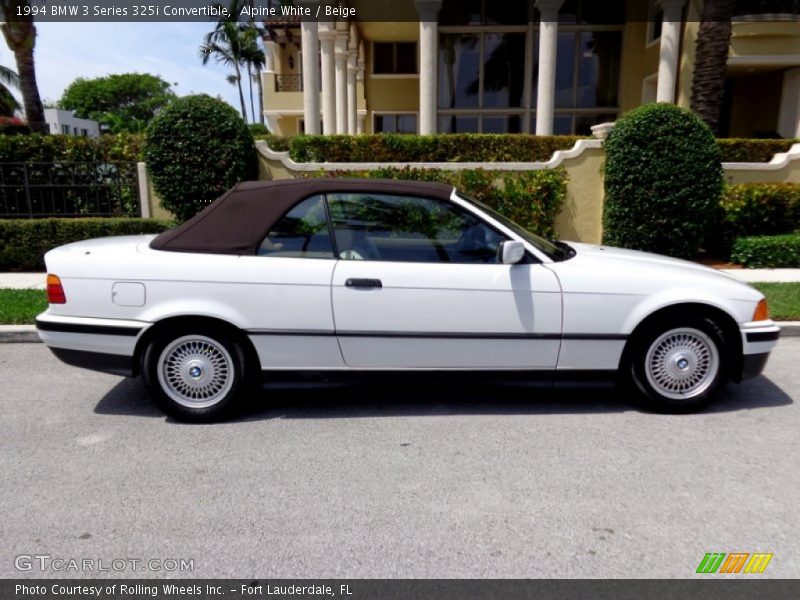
[357,41,366,134]
[318,22,337,135]
[778,67,800,139]
[656,0,686,103]
[299,21,320,135]
[335,24,349,134]
[264,40,276,73]
[415,0,442,135]
[347,24,359,135]
[535,0,564,136]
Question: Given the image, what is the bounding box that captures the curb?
[2,323,800,343]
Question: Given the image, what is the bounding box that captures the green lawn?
[752,283,800,321]
[0,284,798,325]
[0,289,48,325]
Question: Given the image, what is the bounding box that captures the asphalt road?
[1,341,798,579]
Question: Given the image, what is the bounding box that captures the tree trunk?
[1,10,47,134]
[234,63,247,122]
[256,69,264,125]
[13,46,46,133]
[690,0,734,135]
[247,62,255,124]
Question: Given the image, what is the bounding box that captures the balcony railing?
[733,0,800,19]
[274,74,303,92]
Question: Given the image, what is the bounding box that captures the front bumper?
[738,320,781,380]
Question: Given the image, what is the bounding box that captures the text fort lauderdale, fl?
[242,4,356,18]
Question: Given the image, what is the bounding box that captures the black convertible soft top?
[150,178,455,255]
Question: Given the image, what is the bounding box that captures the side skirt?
[260,369,618,389]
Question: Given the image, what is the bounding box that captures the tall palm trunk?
[0,8,46,133]
[256,70,264,125]
[690,0,734,135]
[246,61,255,124]
[233,62,247,122]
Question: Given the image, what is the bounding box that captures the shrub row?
[0,132,143,163]
[260,134,798,165]
[730,233,800,268]
[717,139,797,163]
[0,218,173,271]
[287,134,585,164]
[320,167,567,238]
[722,183,800,237]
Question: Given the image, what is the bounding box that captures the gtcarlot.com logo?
[696,552,773,574]
[14,554,194,573]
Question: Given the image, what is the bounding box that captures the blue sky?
[0,22,246,115]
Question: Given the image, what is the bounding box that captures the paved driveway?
[0,341,797,578]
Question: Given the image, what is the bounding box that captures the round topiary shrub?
[144,94,258,221]
[602,103,723,259]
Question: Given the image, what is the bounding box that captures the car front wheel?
[142,327,247,422]
[628,318,729,413]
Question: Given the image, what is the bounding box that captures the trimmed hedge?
[144,94,258,222]
[287,134,584,163]
[257,133,291,152]
[722,183,800,236]
[320,167,567,238]
[0,218,173,271]
[0,132,143,162]
[730,233,800,268]
[706,183,800,257]
[717,139,797,163]
[603,103,723,259]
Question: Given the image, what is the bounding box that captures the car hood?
[569,242,737,278]
[551,242,759,300]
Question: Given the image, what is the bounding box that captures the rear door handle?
[345,278,382,289]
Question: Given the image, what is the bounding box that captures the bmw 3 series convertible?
[36,179,780,421]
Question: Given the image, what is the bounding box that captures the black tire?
[142,324,249,422]
[624,316,730,413]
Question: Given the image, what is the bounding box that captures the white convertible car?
[37,179,780,421]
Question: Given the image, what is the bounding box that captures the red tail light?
[46,274,66,304]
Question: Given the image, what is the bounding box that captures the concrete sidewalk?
[2,269,800,289]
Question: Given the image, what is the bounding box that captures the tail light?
[46,274,66,304]
[753,298,769,321]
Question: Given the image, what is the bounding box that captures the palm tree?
[200,19,248,121]
[690,0,734,135]
[0,63,21,116]
[240,26,266,125]
[0,1,46,132]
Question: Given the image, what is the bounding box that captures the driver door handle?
[345,278,383,289]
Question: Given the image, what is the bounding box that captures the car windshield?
[456,192,572,261]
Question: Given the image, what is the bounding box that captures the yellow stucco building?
[260,0,800,139]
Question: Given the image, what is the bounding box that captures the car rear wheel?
[627,317,729,413]
[142,327,248,422]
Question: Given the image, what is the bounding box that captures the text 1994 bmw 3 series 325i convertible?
[36,179,780,422]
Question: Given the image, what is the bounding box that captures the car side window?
[326,193,507,263]
[258,195,335,259]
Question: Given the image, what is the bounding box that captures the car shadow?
[93,373,794,422]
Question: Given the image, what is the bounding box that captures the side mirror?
[498,240,525,265]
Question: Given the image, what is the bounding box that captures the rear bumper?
[36,313,148,377]
[48,347,134,377]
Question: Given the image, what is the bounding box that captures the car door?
[236,194,343,369]
[328,191,562,369]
